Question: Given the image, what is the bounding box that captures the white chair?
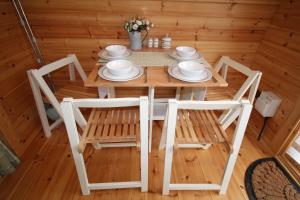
[162,99,252,195]
[206,56,262,129]
[27,54,97,137]
[61,96,149,195]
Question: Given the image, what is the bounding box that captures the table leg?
[107,87,116,98]
[148,86,155,153]
[97,87,107,99]
[193,87,207,100]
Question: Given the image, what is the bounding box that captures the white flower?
[133,24,138,30]
[146,20,149,25]
[136,20,142,25]
[146,26,150,31]
[151,23,154,28]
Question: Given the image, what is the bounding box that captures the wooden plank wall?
[22,0,280,71]
[0,0,41,156]
[249,0,300,153]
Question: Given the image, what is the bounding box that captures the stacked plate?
[168,46,202,61]
[98,59,143,82]
[168,60,212,82]
[98,45,132,60]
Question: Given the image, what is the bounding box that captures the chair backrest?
[214,56,262,129]
[162,99,252,195]
[61,96,149,150]
[28,54,87,118]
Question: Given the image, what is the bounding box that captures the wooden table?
[85,61,228,152]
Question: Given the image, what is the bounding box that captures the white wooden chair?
[27,54,97,137]
[162,99,252,195]
[206,56,262,129]
[61,96,149,195]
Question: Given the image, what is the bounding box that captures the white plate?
[98,49,132,60]
[168,66,212,82]
[98,66,143,82]
[168,50,201,61]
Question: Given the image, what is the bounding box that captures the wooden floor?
[0,121,269,200]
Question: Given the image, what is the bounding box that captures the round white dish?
[178,60,206,78]
[98,49,132,60]
[168,65,212,82]
[105,45,127,57]
[98,66,143,82]
[168,50,201,61]
[105,60,133,77]
[176,46,196,58]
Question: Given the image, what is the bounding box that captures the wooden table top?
[84,63,228,88]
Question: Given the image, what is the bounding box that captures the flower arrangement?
[124,17,154,32]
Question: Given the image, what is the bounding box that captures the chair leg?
[162,100,178,195]
[73,152,91,195]
[148,87,155,152]
[140,97,149,192]
[27,71,52,137]
[61,101,90,195]
[159,109,168,150]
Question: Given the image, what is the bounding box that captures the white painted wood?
[98,87,107,98]
[169,183,221,190]
[27,70,51,137]
[61,96,149,194]
[193,88,207,100]
[140,96,149,192]
[162,99,252,195]
[39,57,73,76]
[148,87,155,152]
[175,87,181,100]
[31,69,63,117]
[68,63,76,81]
[219,103,252,194]
[71,98,140,108]
[93,143,137,148]
[287,147,300,165]
[69,54,87,81]
[28,54,90,136]
[159,108,169,150]
[107,87,116,98]
[177,100,241,110]
[248,72,262,104]
[88,182,141,190]
[212,56,261,128]
[180,88,193,100]
[49,118,63,131]
[162,99,178,195]
[61,101,90,195]
[176,144,211,149]
[214,56,230,73]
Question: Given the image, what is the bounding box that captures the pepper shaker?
[153,37,159,48]
[148,37,153,48]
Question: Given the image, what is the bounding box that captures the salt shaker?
[162,34,172,49]
[153,37,159,48]
[148,37,153,48]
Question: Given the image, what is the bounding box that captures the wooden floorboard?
[0,121,268,200]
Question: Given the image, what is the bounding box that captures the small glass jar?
[148,37,153,48]
[153,37,159,48]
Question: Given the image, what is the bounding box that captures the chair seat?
[205,88,237,101]
[54,84,98,101]
[79,107,140,152]
[175,110,232,151]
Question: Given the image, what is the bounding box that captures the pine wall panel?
[0,0,40,156]
[22,0,280,71]
[249,0,300,153]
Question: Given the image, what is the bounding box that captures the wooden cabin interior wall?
[249,0,300,153]
[0,0,41,156]
[0,0,299,157]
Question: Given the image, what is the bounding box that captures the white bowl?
[178,61,205,77]
[106,60,133,76]
[105,45,127,57]
[176,46,196,58]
